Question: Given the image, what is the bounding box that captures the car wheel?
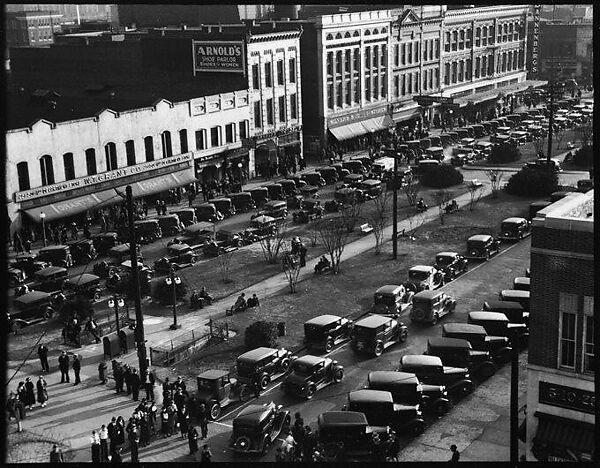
[333,368,344,383]
[190,256,197,264]
[413,420,425,436]
[399,329,408,343]
[239,385,252,402]
[324,338,334,353]
[374,342,384,357]
[280,358,291,373]
[462,381,474,395]
[93,291,101,302]
[209,402,221,420]
[258,374,270,390]
[306,383,317,400]
[236,240,243,248]
[235,435,251,452]
[261,436,271,455]
[434,400,450,416]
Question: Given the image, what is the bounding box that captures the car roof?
[263,182,282,187]
[135,219,159,224]
[110,243,131,252]
[250,187,268,192]
[185,222,215,232]
[401,355,442,367]
[436,251,458,258]
[120,260,146,269]
[35,266,67,276]
[174,207,196,212]
[530,201,552,207]
[237,347,278,363]
[168,243,191,251]
[294,355,326,367]
[234,404,274,425]
[229,192,252,198]
[349,389,393,404]
[195,202,216,209]
[513,277,530,284]
[500,290,530,298]
[483,300,523,311]
[40,245,68,251]
[158,214,179,219]
[409,265,434,273]
[368,371,418,386]
[64,273,100,285]
[413,290,443,300]
[336,188,355,195]
[361,179,381,185]
[197,369,229,380]
[375,285,404,295]
[209,197,232,203]
[318,411,368,428]
[14,290,52,304]
[428,337,471,349]
[252,215,276,224]
[502,217,526,223]
[265,200,286,206]
[469,311,509,322]
[442,323,487,335]
[468,234,492,242]
[355,314,391,329]
[92,232,118,238]
[305,314,341,326]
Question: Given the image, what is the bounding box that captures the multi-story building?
[5,4,113,24]
[525,191,594,462]
[5,10,63,47]
[115,5,242,28]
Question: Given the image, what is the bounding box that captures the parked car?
[302,172,326,187]
[91,232,120,256]
[512,277,530,292]
[157,214,183,236]
[576,179,594,193]
[182,222,215,244]
[399,355,473,396]
[229,192,256,212]
[351,314,408,357]
[37,245,74,268]
[64,239,98,265]
[279,179,299,196]
[335,187,363,205]
[209,198,236,218]
[482,300,527,327]
[499,289,530,312]
[29,266,68,293]
[9,267,26,287]
[426,337,496,379]
[342,160,366,174]
[468,311,528,347]
[153,244,198,272]
[372,285,414,316]
[316,167,339,184]
[262,183,284,201]
[108,243,143,265]
[132,219,163,243]
[249,187,270,207]
[230,402,290,455]
[252,200,288,221]
[434,252,468,282]
[10,254,50,278]
[525,159,562,172]
[344,173,364,188]
[345,389,424,436]
[172,208,198,226]
[195,369,253,420]
[299,185,320,199]
[465,234,501,260]
[405,265,444,292]
[281,355,344,399]
[304,314,354,352]
[441,323,513,365]
[236,347,294,390]
[409,290,456,325]
[286,175,308,189]
[359,179,383,197]
[9,290,56,330]
[509,131,528,145]
[423,146,444,161]
[292,199,324,223]
[499,217,531,241]
[194,203,223,223]
[62,273,103,302]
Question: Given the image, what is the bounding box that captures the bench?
[358,223,374,235]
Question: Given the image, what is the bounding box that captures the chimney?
[181,24,187,31]
[218,25,223,33]
[207,25,212,33]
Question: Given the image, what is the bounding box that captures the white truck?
[371,157,396,176]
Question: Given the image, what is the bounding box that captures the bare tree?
[433,190,452,225]
[317,217,349,274]
[340,199,363,234]
[369,191,390,254]
[401,212,426,240]
[403,180,421,207]
[467,185,485,211]
[485,170,505,199]
[281,248,302,293]
[554,128,567,150]
[309,220,319,247]
[533,136,546,156]
[575,124,593,147]
[217,249,236,283]
[258,220,287,264]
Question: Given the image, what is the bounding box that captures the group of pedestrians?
[6,375,48,431]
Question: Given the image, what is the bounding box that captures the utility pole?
[510,332,519,464]
[546,62,561,163]
[391,149,398,259]
[126,186,147,376]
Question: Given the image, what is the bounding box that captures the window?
[161,131,172,157]
[327,52,333,76]
[254,101,262,128]
[345,81,351,105]
[413,43,418,64]
[488,26,494,45]
[513,51,518,70]
[345,49,351,73]
[238,121,248,139]
[475,27,481,47]
[501,52,507,72]
[266,98,274,125]
[423,40,428,61]
[290,93,298,120]
[210,126,220,147]
[451,62,457,83]
[415,72,419,93]
[482,26,488,46]
[559,293,578,369]
[394,44,399,66]
[225,123,235,144]
[430,68,434,89]
[17,162,30,191]
[277,60,284,85]
[509,23,514,41]
[353,49,360,71]
[401,74,406,96]
[365,78,371,101]
[144,136,154,161]
[85,149,97,175]
[444,32,451,52]
[354,78,360,103]
[394,75,399,97]
[252,63,260,89]
[179,129,188,153]
[365,47,370,69]
[62,152,75,180]
[327,83,334,109]
[481,56,487,77]
[488,54,494,75]
[583,296,594,373]
[435,39,440,58]
[289,57,296,82]
[373,46,378,68]
[444,63,450,85]
[435,69,439,88]
[429,39,434,60]
[507,51,512,71]
[125,141,136,167]
[407,42,412,63]
[336,82,342,107]
[466,29,472,48]
[452,31,458,51]
[407,72,412,94]
[422,70,427,91]
[466,58,472,80]
[458,61,464,82]
[104,143,117,171]
[336,51,342,74]
[195,130,206,150]
[264,62,272,87]
[459,30,465,50]
[401,43,406,65]
[278,95,286,122]
[475,57,481,78]
[503,24,508,42]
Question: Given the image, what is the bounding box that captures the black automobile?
[8,267,27,287]
[29,266,68,293]
[158,214,183,236]
[108,243,143,265]
[286,175,308,189]
[10,254,50,278]
[37,245,74,268]
[194,203,223,223]
[214,230,244,248]
[468,311,528,348]
[153,244,198,272]
[442,322,513,364]
[345,389,424,436]
[208,198,236,218]
[372,285,414,316]
[367,371,450,416]
[405,265,445,292]
[351,314,408,357]
[302,172,326,187]
[482,300,528,328]
[236,347,294,390]
[399,355,473,396]
[281,355,344,399]
[342,160,366,174]
[466,234,501,260]
[316,167,339,184]
[229,192,256,212]
[66,239,98,265]
[172,208,198,226]
[230,402,290,455]
[279,179,299,196]
[262,183,284,201]
[62,273,103,302]
[252,200,288,221]
[434,252,468,282]
[426,337,496,379]
[304,314,354,352]
[249,187,270,207]
[499,289,530,312]
[409,290,456,325]
[195,369,253,420]
[499,217,532,241]
[293,199,324,223]
[182,222,215,245]
[91,232,120,256]
[132,219,163,243]
[9,290,56,330]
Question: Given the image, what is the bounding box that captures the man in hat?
[38,343,50,372]
[58,351,70,383]
[72,354,82,385]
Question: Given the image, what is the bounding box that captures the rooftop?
[533,190,594,232]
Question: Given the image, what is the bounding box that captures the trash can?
[277,321,286,337]
[118,328,136,352]
[103,332,121,359]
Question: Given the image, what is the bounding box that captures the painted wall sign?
[539,381,594,414]
[192,40,245,74]
[328,106,389,128]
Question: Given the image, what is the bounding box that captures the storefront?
[327,106,394,149]
[253,127,302,177]
[531,412,594,462]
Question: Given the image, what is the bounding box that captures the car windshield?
[467,240,485,249]
[197,379,214,391]
[374,294,395,306]
[352,326,375,339]
[409,270,429,281]
[435,255,453,266]
[411,296,432,307]
[291,361,316,375]
[501,222,518,231]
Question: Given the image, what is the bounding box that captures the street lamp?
[166,265,182,330]
[39,212,47,247]
[237,162,244,191]
[107,295,125,335]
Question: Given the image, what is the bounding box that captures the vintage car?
[367,371,450,416]
[28,266,68,293]
[470,124,486,138]
[106,261,153,297]
[91,232,120,256]
[399,355,473,396]
[229,192,256,212]
[359,179,383,197]
[490,133,515,146]
[372,285,414,316]
[473,141,493,158]
[208,198,236,218]
[450,150,474,167]
[304,314,354,352]
[499,217,531,241]
[286,193,304,210]
[282,355,344,399]
[249,187,270,207]
[172,208,198,226]
[317,411,392,461]
[439,133,454,146]
[302,172,326,187]
[334,187,362,205]
[468,311,528,347]
[251,200,288,221]
[525,159,562,173]
[369,157,395,178]
[419,137,432,150]
[182,222,215,244]
[576,179,594,193]
[423,146,444,161]
[345,389,424,436]
[66,239,98,265]
[466,234,501,260]
[351,314,408,357]
[62,273,103,302]
[195,369,253,420]
[157,214,183,236]
[509,131,528,145]
[236,347,294,390]
[426,337,497,379]
[194,203,224,223]
[528,201,552,220]
[10,254,50,278]
[153,244,198,272]
[434,252,468,282]
[132,219,163,243]
[9,267,27,287]
[409,290,456,325]
[108,243,143,265]
[405,265,444,292]
[230,402,290,455]
[499,289,530,312]
[279,179,299,196]
[37,245,74,268]
[343,173,364,188]
[293,199,324,223]
[299,185,320,199]
[316,167,339,184]
[482,300,527,326]
[512,277,530,292]
[262,183,284,201]
[9,291,56,329]
[286,175,308,189]
[429,135,443,147]
[342,160,366,174]
[442,322,513,364]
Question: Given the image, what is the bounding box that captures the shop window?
[254,101,262,128]
[85,148,97,175]
[265,62,272,87]
[444,63,450,85]
[327,52,333,76]
[224,123,235,144]
[290,93,298,120]
[266,98,274,125]
[179,129,188,154]
[104,143,118,171]
[161,131,173,157]
[238,121,248,140]
[144,136,155,161]
[125,141,136,167]
[289,57,296,83]
[277,60,284,85]
[583,296,594,374]
[278,95,286,122]
[558,293,578,369]
[252,63,260,89]
[17,161,30,191]
[195,130,206,150]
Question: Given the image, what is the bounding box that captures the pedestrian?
[130,368,141,401]
[449,444,460,462]
[98,361,108,384]
[99,424,109,461]
[174,376,187,395]
[110,446,122,463]
[24,377,36,410]
[128,424,140,463]
[302,426,316,462]
[275,447,286,462]
[123,365,132,395]
[85,317,101,343]
[141,368,155,401]
[38,343,50,372]
[91,430,101,463]
[161,407,171,437]
[49,444,64,462]
[115,416,126,446]
[72,354,82,385]
[36,375,48,408]
[107,417,117,453]
[17,381,27,408]
[174,388,186,413]
[6,392,24,432]
[247,293,259,308]
[200,444,212,463]
[114,362,124,394]
[179,405,190,439]
[299,244,307,267]
[281,429,295,459]
[198,403,209,439]
[188,425,199,455]
[58,351,70,383]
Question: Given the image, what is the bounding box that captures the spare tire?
[235,435,251,452]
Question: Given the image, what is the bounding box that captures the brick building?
[525,191,594,462]
[5,10,63,47]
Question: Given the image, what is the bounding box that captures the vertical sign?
[531,5,541,77]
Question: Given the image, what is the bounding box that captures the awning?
[360,114,394,133]
[256,139,277,151]
[533,412,594,455]
[450,79,550,108]
[22,168,196,222]
[328,122,367,141]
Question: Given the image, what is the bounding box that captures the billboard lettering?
[193,40,245,74]
[531,5,541,76]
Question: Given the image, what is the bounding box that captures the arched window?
[373,45,378,68]
[104,142,118,171]
[364,29,371,36]
[335,32,342,39]
[85,148,97,175]
[445,31,451,52]
[507,51,513,71]
[459,30,465,49]
[373,28,379,35]
[17,162,30,191]
[39,155,54,186]
[344,32,351,38]
[353,31,359,37]
[125,140,136,166]
[475,27,481,47]
[63,152,75,180]
[179,129,188,153]
[144,136,154,162]
[326,33,333,40]
[161,131,172,157]
[381,27,387,33]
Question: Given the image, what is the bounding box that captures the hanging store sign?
[192,41,245,74]
[539,381,595,414]
[531,5,542,76]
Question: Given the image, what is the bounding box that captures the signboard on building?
[413,95,455,106]
[531,5,542,76]
[539,381,594,414]
[192,41,245,74]
[328,106,389,128]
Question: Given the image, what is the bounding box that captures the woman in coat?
[24,377,36,409]
[160,407,170,437]
[179,406,190,439]
[17,381,27,408]
[37,376,48,407]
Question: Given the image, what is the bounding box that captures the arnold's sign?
[193,41,245,74]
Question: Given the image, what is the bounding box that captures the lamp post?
[546,62,563,163]
[237,162,244,191]
[509,328,521,464]
[167,265,182,330]
[107,295,125,335]
[39,212,47,247]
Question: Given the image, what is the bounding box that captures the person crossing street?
[58,351,70,383]
[72,354,82,385]
[38,344,50,372]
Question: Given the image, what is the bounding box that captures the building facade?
[5,11,63,47]
[5,4,113,24]
[525,191,594,462]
